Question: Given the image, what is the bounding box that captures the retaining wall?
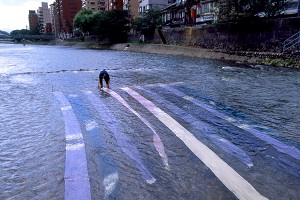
[129,17,300,53]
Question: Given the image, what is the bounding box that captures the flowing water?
[0,43,299,199]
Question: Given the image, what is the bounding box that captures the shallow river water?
[0,43,300,199]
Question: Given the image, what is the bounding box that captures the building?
[163,0,300,27]
[37,2,52,33]
[139,0,168,14]
[85,0,107,12]
[28,10,38,32]
[82,0,87,8]
[108,0,123,10]
[50,2,58,37]
[85,0,123,12]
[283,0,299,16]
[53,0,83,38]
[195,0,215,24]
[123,0,139,19]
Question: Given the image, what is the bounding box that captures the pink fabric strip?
[106,89,169,168]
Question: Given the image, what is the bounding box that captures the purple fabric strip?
[136,86,253,167]
[160,85,300,161]
[83,90,156,184]
[54,91,91,200]
[106,89,169,168]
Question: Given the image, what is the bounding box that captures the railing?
[0,34,11,39]
[283,31,300,53]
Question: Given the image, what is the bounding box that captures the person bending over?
[98,69,110,88]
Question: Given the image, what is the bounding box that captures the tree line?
[73,8,162,43]
[217,0,292,22]
[0,30,10,35]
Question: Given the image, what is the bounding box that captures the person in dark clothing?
[98,69,110,88]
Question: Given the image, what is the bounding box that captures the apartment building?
[123,0,139,19]
[86,0,107,12]
[85,0,107,12]
[50,2,58,37]
[108,0,123,10]
[28,10,38,32]
[37,2,52,33]
[53,0,83,38]
[85,0,123,12]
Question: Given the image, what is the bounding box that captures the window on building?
[201,3,212,14]
[196,4,201,16]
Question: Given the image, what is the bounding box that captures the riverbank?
[109,43,259,63]
[66,41,300,68]
[109,43,300,68]
[26,40,300,68]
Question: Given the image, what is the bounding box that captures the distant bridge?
[12,34,55,42]
[0,34,12,41]
[0,34,55,42]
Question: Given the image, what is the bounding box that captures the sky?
[0,0,53,33]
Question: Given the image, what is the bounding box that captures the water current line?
[83,90,156,184]
[54,91,91,200]
[122,87,267,200]
[136,86,253,167]
[161,85,300,161]
[105,89,169,168]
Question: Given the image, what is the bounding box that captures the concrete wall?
[131,17,300,53]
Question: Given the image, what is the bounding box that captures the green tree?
[216,0,291,22]
[10,29,31,35]
[131,8,163,34]
[262,0,291,17]
[74,8,95,35]
[0,30,9,35]
[93,10,130,43]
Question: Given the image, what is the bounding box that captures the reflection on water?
[0,43,299,199]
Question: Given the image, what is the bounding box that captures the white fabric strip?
[122,87,267,200]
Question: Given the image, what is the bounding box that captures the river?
[0,43,299,199]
